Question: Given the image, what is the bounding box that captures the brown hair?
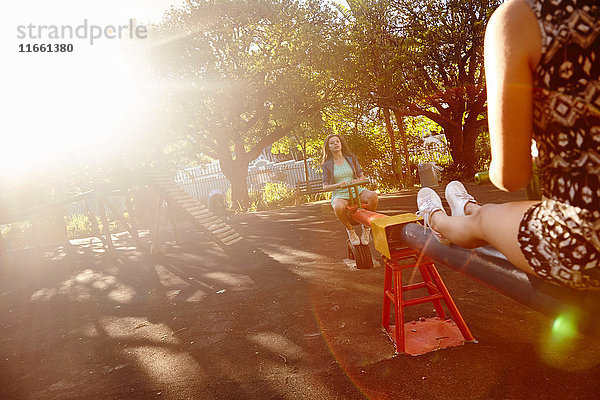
[321,134,353,165]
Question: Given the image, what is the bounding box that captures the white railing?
[175,159,323,204]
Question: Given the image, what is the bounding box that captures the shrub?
[262,182,296,209]
[65,214,93,238]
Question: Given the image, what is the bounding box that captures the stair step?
[165,190,192,198]
[221,235,243,246]
[150,181,177,188]
[216,231,238,241]
[210,226,231,236]
[174,199,200,206]
[188,209,209,217]
[195,215,219,225]
[207,222,227,232]
[184,206,209,215]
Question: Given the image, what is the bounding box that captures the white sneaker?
[360,226,371,245]
[445,181,477,217]
[416,188,450,245]
[347,229,360,246]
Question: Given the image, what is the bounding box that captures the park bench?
[295,179,328,204]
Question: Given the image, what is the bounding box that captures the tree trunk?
[461,123,479,177]
[445,126,462,166]
[229,170,250,211]
[301,141,310,182]
[392,109,412,186]
[220,158,250,211]
[303,159,310,182]
[445,124,478,177]
[382,108,401,184]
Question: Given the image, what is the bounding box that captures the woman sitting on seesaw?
[415,0,600,290]
[321,134,378,246]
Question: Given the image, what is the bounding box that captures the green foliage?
[144,0,498,202]
[1,212,122,248]
[65,214,92,238]
[474,130,492,172]
[410,149,452,169]
[152,0,343,208]
[335,0,500,175]
[64,214,119,238]
[262,182,296,208]
[0,221,33,247]
[438,129,491,182]
[406,116,443,138]
[245,182,295,211]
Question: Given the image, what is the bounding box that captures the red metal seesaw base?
[384,317,469,356]
[382,248,476,355]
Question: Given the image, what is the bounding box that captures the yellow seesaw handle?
[474,171,490,185]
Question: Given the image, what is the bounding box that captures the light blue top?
[331,160,365,203]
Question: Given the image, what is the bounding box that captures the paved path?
[1,184,599,399]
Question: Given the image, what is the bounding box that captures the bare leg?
[464,202,480,215]
[430,201,539,275]
[331,198,352,230]
[360,189,378,211]
[357,190,378,244]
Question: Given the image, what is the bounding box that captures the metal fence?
[45,144,451,218]
[174,144,451,204]
[175,160,322,204]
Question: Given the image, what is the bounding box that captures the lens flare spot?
[536,312,600,371]
[551,314,578,341]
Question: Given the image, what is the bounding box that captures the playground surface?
[1,184,600,400]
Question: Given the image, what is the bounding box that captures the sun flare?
[3,0,182,180]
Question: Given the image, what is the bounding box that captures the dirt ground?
[1,184,600,400]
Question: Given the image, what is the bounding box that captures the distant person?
[415,0,600,290]
[321,134,378,246]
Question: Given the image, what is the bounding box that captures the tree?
[333,0,418,186]
[151,0,340,209]
[390,0,500,175]
[339,0,500,177]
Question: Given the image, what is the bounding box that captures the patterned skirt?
[518,198,600,290]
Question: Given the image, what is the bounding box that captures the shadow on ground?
[1,184,599,399]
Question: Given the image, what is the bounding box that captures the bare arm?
[323,177,366,192]
[484,0,541,191]
[323,182,344,191]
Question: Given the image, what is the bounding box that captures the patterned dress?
[518,0,600,290]
[331,160,365,204]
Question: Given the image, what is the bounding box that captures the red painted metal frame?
[347,207,387,227]
[341,181,474,353]
[382,247,474,354]
[341,181,385,227]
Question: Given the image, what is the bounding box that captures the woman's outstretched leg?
[418,187,539,275]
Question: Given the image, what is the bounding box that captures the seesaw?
[338,180,375,269]
[341,181,599,355]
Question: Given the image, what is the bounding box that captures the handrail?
[338,179,369,208]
